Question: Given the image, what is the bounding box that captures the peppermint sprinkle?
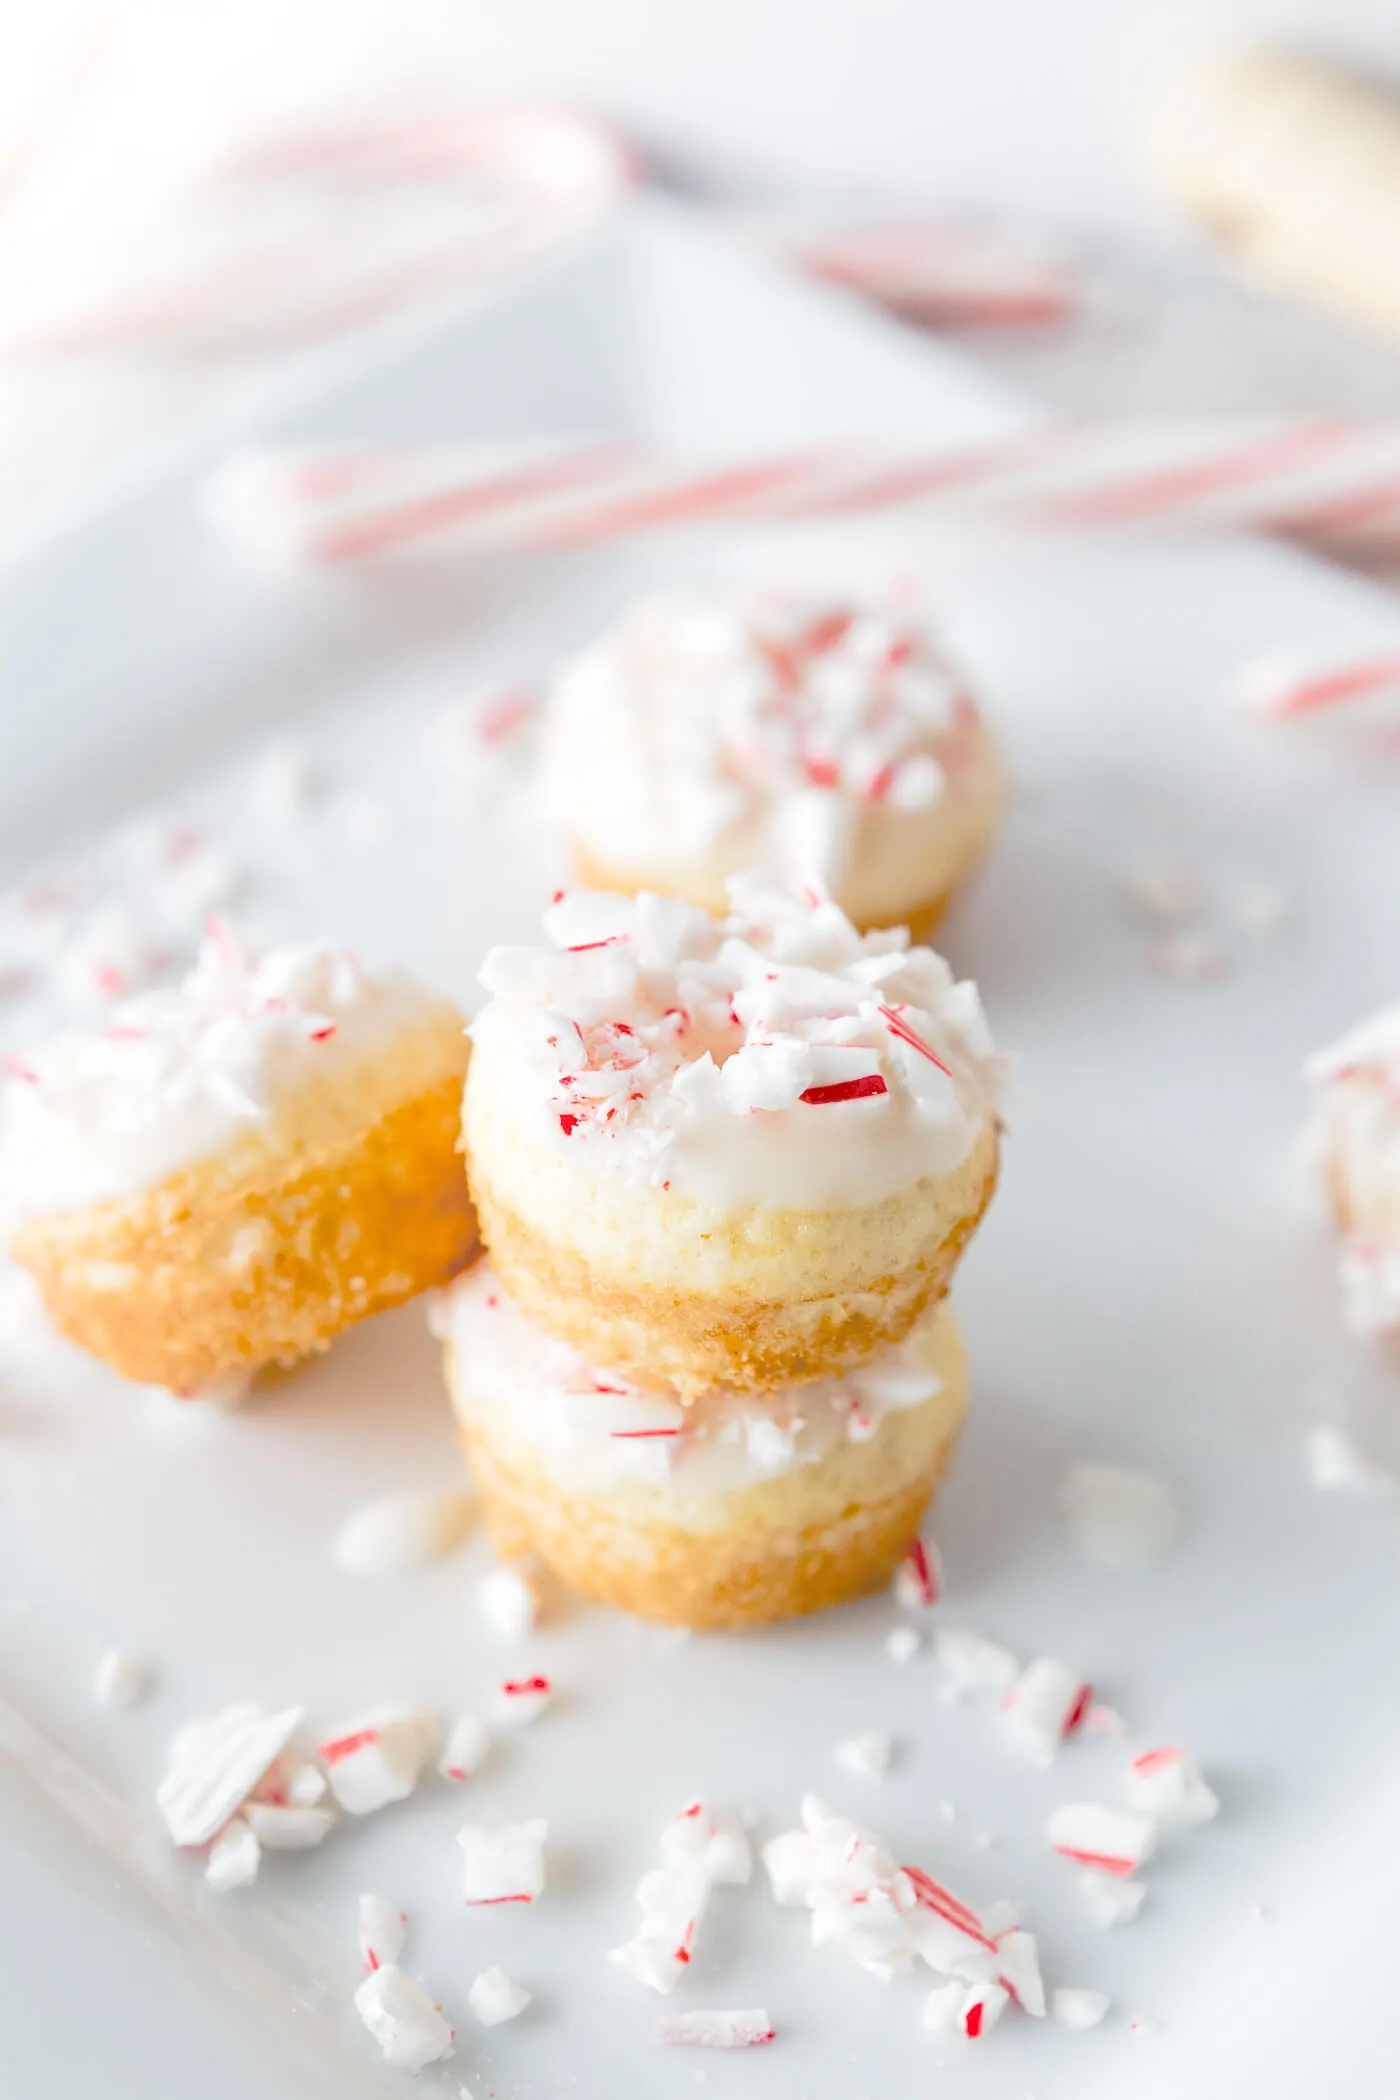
[656,2010,774,2048]
[490,1675,553,1728]
[892,1535,942,1608]
[1047,1803,1156,1877]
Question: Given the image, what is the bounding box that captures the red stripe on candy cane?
[1034,418,1360,527]
[800,1074,889,1105]
[1243,652,1400,721]
[879,1004,952,1074]
[315,444,638,561]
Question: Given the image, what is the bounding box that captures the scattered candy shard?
[1119,857,1202,927]
[658,1800,753,1885]
[243,1801,336,1849]
[1145,930,1230,982]
[764,1796,1040,2007]
[93,1647,149,1708]
[1305,1423,1396,1494]
[1001,1657,1093,1764]
[157,1703,305,1847]
[936,1627,1018,1699]
[612,1801,752,1992]
[469,1966,532,2026]
[354,1964,454,2071]
[333,1489,475,1574]
[205,1815,261,1890]
[458,1818,547,1905]
[656,2010,775,2048]
[1125,1747,1220,1825]
[835,1731,893,1779]
[439,1714,491,1782]
[1058,1462,1181,1569]
[1054,1986,1110,2029]
[359,1893,406,1970]
[478,1565,540,1641]
[892,1535,942,1608]
[490,1675,552,1728]
[886,1626,921,1666]
[319,1707,438,1815]
[1078,1870,1147,1928]
[1048,1804,1156,1877]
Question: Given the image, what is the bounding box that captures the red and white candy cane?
[203,418,1400,566]
[1233,648,1400,724]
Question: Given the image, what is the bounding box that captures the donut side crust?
[13,1060,477,1390]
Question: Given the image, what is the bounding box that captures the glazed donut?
[540,589,1002,941]
[435,1262,967,1628]
[1,927,477,1392]
[1305,1003,1400,1338]
[463,875,1001,1397]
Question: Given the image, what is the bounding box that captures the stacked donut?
[540,587,1003,942]
[438,872,1004,1628]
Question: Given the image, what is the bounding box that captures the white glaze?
[469,874,1001,1211]
[541,589,983,893]
[0,926,456,1220]
[439,1262,950,1495]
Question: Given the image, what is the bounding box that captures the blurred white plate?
[3,198,1400,2100]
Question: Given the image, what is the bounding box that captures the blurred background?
[8,0,1400,560]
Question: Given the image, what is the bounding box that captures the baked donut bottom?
[462,1115,997,1399]
[13,1029,477,1392]
[445,1312,968,1628]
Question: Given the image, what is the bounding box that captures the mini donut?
[463,875,1001,1397]
[540,589,1002,941]
[1,928,477,1392]
[1304,1003,1400,1338]
[436,1261,967,1628]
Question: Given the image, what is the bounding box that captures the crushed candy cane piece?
[656,2009,774,2048]
[659,1800,752,1884]
[243,1801,336,1849]
[469,1965,532,2026]
[835,1731,893,1779]
[333,1489,474,1574]
[478,1564,540,1641]
[886,1626,921,1666]
[764,1797,1032,1992]
[936,1627,1018,1699]
[458,1818,547,1905]
[439,1714,491,1782]
[892,1535,942,1608]
[93,1647,149,1708]
[1048,1804,1156,1877]
[358,1893,406,1970]
[206,1815,261,1890]
[1126,1747,1220,1825]
[959,1980,1011,2037]
[354,1964,454,2071]
[1119,856,1202,927]
[1054,1987,1109,2030]
[1305,1423,1396,1494]
[1145,930,1230,982]
[490,1675,552,1728]
[157,1703,305,1847]
[1079,1869,1147,1928]
[1002,1657,1093,1765]
[319,1706,438,1816]
[1058,1462,1181,1569]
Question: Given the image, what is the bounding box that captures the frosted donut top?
[470,874,1002,1210]
[541,589,983,888]
[0,925,453,1219]
[437,1262,953,1495]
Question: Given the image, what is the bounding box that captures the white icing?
[0,926,454,1219]
[542,589,983,893]
[332,1489,476,1575]
[441,1262,949,1496]
[469,874,1001,1211]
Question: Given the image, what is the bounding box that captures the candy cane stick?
[204,419,1400,565]
[1233,650,1400,722]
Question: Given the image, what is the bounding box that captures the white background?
[5,0,1400,243]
